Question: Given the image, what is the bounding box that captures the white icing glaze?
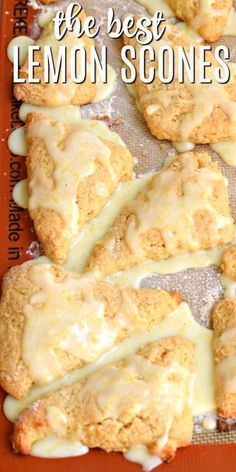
[37,11,55,28]
[122,154,233,260]
[64,177,150,272]
[140,24,236,141]
[92,64,117,103]
[4,302,215,422]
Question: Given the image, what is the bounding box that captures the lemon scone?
[221,246,236,281]
[12,337,195,460]
[166,0,232,42]
[0,261,181,399]
[124,22,236,144]
[89,151,234,275]
[14,7,96,106]
[25,112,134,264]
[212,298,236,419]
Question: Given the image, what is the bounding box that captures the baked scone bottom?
[212,298,236,419]
[166,0,232,42]
[14,8,96,106]
[25,112,134,264]
[124,21,236,144]
[89,152,234,275]
[12,337,195,460]
[0,262,181,399]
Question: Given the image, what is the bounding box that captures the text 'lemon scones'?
[0,262,181,399]
[212,298,236,419]
[124,22,236,144]
[166,0,232,42]
[25,112,134,263]
[12,337,195,461]
[89,151,234,275]
[14,7,96,106]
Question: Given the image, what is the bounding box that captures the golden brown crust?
[212,299,236,418]
[167,0,232,42]
[25,112,134,264]
[12,337,194,458]
[14,9,96,106]
[124,21,236,144]
[89,152,234,275]
[221,246,236,281]
[0,261,181,399]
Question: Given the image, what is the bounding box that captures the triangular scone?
[212,298,236,421]
[89,152,234,275]
[0,262,181,399]
[25,112,134,263]
[124,22,236,144]
[166,0,232,42]
[12,337,195,460]
[14,8,96,106]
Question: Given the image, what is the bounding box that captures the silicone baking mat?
[0,0,236,470]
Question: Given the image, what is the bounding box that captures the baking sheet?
[0,0,236,470]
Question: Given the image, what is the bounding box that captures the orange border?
[0,1,235,470]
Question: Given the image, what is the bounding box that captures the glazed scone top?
[125,153,232,259]
[0,261,180,398]
[89,152,234,275]
[26,117,115,240]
